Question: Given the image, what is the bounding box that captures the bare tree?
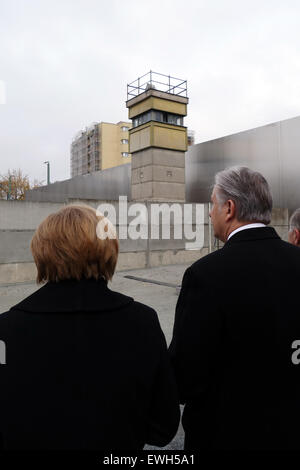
[0,169,43,200]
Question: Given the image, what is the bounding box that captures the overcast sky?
[1,0,300,183]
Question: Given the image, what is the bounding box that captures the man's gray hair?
[214,166,273,224]
[289,208,300,231]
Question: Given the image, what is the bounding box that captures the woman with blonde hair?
[0,205,179,450]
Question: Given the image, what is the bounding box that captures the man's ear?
[225,199,236,221]
[289,229,299,246]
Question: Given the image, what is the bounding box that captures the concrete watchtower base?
[131,148,185,202]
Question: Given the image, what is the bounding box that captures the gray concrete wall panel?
[26,164,131,203]
[185,115,300,212]
[0,231,34,263]
[0,201,63,230]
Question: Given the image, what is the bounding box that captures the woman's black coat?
[0,278,180,450]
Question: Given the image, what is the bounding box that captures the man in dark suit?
[288,208,300,246]
[169,166,300,450]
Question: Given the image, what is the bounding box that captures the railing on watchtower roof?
[127,71,187,100]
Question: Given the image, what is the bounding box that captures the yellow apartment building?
[70,121,132,177]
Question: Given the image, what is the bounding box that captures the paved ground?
[0,263,191,450]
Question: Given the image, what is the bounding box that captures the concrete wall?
[25,113,300,210]
[185,114,300,212]
[25,163,131,203]
[0,200,289,285]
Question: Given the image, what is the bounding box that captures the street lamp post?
[44,161,50,185]
[8,175,12,200]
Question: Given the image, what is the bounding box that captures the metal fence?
[127,71,187,99]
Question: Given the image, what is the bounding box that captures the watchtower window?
[132,110,183,128]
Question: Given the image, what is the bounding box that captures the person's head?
[31,205,119,283]
[209,166,273,242]
[288,208,300,246]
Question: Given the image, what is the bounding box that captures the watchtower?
[126,71,188,201]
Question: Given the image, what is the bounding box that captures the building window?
[121,139,128,144]
[122,152,129,157]
[155,111,163,122]
[132,111,152,128]
[121,126,129,131]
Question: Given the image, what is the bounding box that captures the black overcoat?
[0,278,180,450]
[169,227,300,450]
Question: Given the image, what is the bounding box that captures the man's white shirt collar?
[227,223,266,241]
